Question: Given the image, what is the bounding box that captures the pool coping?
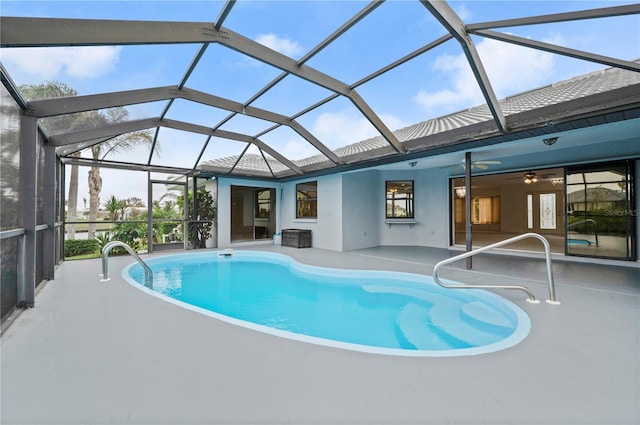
[122,250,531,357]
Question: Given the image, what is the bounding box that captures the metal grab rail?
[100,241,153,289]
[567,219,599,246]
[433,233,559,304]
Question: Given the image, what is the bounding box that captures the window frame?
[385,180,414,219]
[296,180,318,219]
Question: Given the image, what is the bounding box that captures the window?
[566,160,635,260]
[472,196,500,224]
[386,181,414,218]
[527,194,534,229]
[231,186,276,242]
[539,193,557,229]
[296,181,317,218]
[255,189,272,218]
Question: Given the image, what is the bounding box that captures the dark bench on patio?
[282,229,312,248]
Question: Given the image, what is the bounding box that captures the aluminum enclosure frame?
[1,1,639,181]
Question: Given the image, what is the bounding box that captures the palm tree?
[19,82,81,238]
[20,82,153,240]
[86,107,152,239]
[104,195,126,222]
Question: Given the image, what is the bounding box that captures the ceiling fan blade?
[440,164,463,170]
[442,158,500,170]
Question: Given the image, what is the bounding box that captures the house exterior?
[1,2,638,322]
[206,64,639,261]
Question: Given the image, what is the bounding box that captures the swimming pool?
[123,251,530,356]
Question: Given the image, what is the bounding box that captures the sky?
[1,0,639,202]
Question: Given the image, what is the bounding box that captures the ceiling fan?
[506,171,559,183]
[444,159,502,171]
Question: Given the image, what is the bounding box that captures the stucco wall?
[342,170,380,251]
[375,168,449,249]
[279,174,343,251]
[213,153,638,258]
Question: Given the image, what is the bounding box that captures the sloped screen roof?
[1,1,639,180]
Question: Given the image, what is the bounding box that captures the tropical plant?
[19,81,153,240]
[94,232,113,253]
[110,222,147,253]
[87,108,152,239]
[180,187,216,249]
[152,199,182,240]
[104,195,127,222]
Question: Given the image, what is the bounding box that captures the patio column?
[17,114,38,308]
[42,143,57,280]
[147,171,153,253]
[59,159,66,264]
[465,152,472,270]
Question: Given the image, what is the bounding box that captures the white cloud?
[455,3,472,21]
[478,38,555,96]
[0,46,121,81]
[258,111,407,161]
[312,111,376,149]
[378,113,409,132]
[414,36,555,113]
[311,110,407,150]
[255,33,303,57]
[280,139,319,160]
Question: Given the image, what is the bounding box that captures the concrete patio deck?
[1,245,638,424]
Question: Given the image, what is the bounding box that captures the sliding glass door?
[230,185,276,242]
[566,161,635,260]
[450,160,636,261]
[451,169,565,253]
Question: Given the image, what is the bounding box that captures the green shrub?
[110,222,147,253]
[94,232,113,253]
[64,239,99,258]
[568,210,630,235]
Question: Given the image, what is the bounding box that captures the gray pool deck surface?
[1,245,639,425]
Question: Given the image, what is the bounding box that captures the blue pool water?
[123,251,530,356]
[568,238,595,246]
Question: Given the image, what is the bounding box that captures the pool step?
[459,301,514,335]
[364,284,513,350]
[396,303,451,350]
[428,303,507,348]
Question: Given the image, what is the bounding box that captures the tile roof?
[200,63,640,175]
[568,187,627,203]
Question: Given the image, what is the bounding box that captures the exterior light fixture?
[543,137,558,145]
[455,186,466,198]
[523,171,538,184]
[408,161,417,168]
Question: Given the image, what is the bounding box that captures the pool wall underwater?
[122,251,531,357]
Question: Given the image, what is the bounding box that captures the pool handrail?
[101,241,153,289]
[433,233,559,304]
[567,218,599,246]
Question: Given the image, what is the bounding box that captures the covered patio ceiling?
[1,1,639,180]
